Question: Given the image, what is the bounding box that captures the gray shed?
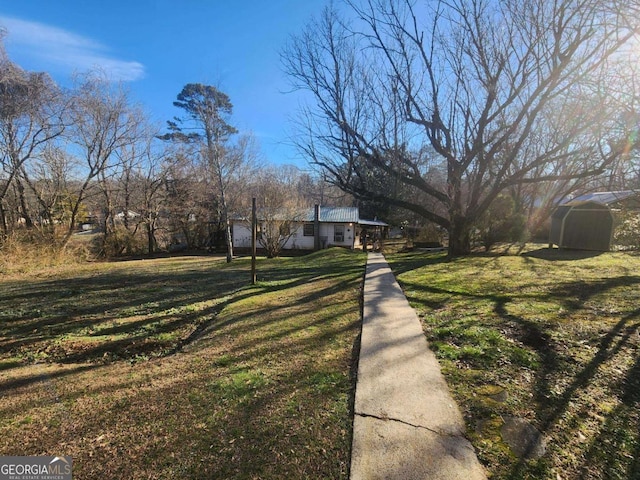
[549,200,614,251]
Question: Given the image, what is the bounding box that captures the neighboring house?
[114,210,140,222]
[231,205,387,251]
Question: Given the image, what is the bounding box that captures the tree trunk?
[0,200,7,237]
[218,172,233,263]
[448,217,472,257]
[223,212,233,263]
[146,221,156,254]
[15,179,34,228]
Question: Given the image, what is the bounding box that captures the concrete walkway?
[350,253,487,480]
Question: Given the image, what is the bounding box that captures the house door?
[334,224,345,243]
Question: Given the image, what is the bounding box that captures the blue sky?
[0,1,328,167]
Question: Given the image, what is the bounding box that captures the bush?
[475,194,527,251]
[613,210,640,250]
[414,223,446,245]
[98,226,148,257]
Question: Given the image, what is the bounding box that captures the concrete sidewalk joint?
[350,252,487,480]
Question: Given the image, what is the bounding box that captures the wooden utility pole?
[314,204,320,251]
[251,197,257,284]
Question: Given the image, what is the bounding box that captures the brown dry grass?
[0,230,95,277]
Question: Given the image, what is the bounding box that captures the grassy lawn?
[387,245,640,480]
[0,248,366,479]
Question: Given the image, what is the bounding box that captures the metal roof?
[234,206,387,225]
[358,218,389,227]
[552,201,611,220]
[299,207,360,223]
[569,190,639,205]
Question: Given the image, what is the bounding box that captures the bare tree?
[284,0,640,255]
[0,31,66,237]
[111,135,174,255]
[136,142,173,254]
[251,166,308,258]
[158,148,212,250]
[15,145,74,230]
[100,129,157,256]
[64,73,144,246]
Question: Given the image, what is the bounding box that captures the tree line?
[0,31,351,260]
[4,0,640,261]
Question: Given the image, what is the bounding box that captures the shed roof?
[569,190,639,205]
[552,200,610,220]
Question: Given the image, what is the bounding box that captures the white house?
[231,206,387,251]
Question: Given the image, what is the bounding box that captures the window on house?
[303,223,315,237]
[279,223,290,236]
[334,224,345,243]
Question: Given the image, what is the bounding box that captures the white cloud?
[0,15,145,81]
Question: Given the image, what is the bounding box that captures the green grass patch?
[0,248,365,479]
[388,245,640,480]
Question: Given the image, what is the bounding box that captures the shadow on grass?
[1,248,366,479]
[504,305,640,479]
[0,264,246,364]
[383,250,450,276]
[389,252,640,479]
[0,363,102,392]
[0,249,366,386]
[523,247,605,261]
